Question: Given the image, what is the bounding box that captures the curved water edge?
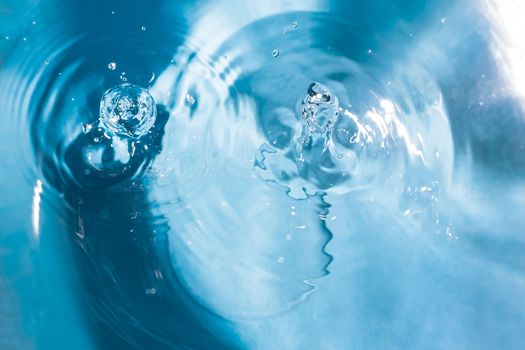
[1,1,525,349]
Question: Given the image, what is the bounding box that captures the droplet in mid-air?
[185,93,196,106]
[301,82,339,135]
[99,83,157,139]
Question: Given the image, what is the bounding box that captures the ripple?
[142,10,453,321]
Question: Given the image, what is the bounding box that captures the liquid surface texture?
[1,1,525,350]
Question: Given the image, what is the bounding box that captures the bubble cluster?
[99,83,157,138]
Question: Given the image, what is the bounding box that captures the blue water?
[1,0,525,349]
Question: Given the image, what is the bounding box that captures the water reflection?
[1,0,525,349]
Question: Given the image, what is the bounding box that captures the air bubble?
[141,26,147,31]
[108,62,117,70]
[99,83,157,139]
[272,49,280,58]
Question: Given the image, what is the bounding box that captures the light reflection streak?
[482,0,525,107]
[31,179,42,237]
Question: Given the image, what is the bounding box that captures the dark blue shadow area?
[29,0,235,348]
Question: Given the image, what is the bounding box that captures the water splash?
[2,4,525,350]
[254,82,350,198]
[300,82,339,136]
[99,83,157,139]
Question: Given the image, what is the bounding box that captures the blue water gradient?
[1,0,525,349]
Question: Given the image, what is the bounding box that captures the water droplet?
[441,17,447,24]
[44,60,49,65]
[292,21,298,28]
[367,49,373,54]
[4,35,10,40]
[185,94,196,106]
[82,123,93,134]
[301,82,339,135]
[272,49,280,58]
[141,26,147,31]
[111,10,116,15]
[145,288,157,295]
[99,83,157,139]
[93,137,100,143]
[108,62,117,70]
[32,20,37,25]
[22,37,27,41]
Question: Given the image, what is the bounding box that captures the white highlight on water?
[32,179,43,237]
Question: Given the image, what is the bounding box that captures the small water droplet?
[292,21,298,28]
[99,83,157,139]
[185,94,196,106]
[44,60,49,65]
[5,35,10,40]
[367,49,373,54]
[272,49,280,58]
[145,288,157,295]
[22,37,27,41]
[93,137,100,143]
[108,62,117,70]
[141,26,147,31]
[111,10,116,15]
[82,123,93,134]
[32,20,37,25]
[441,17,447,24]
